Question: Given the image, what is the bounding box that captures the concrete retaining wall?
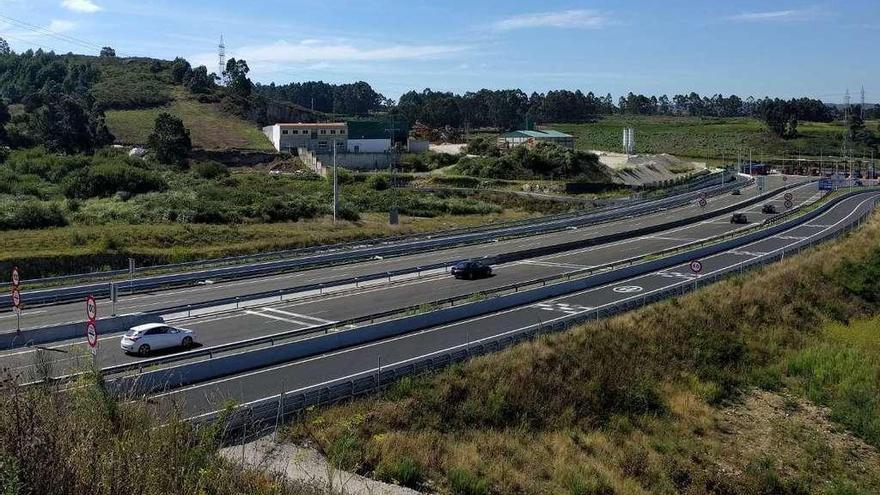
[1,313,162,349]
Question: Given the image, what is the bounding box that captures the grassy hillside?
[288,209,880,494]
[552,115,878,161]
[106,88,273,151]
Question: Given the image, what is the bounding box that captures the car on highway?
[761,204,777,214]
[731,189,742,196]
[730,213,748,224]
[121,323,196,356]
[451,260,492,280]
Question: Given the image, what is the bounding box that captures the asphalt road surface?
[0,180,821,380]
[151,190,878,418]
[2,176,805,334]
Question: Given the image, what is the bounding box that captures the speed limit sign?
[11,267,19,288]
[86,295,97,322]
[698,198,707,208]
[689,260,703,274]
[784,199,794,209]
[11,288,21,308]
[86,321,98,348]
[784,192,793,201]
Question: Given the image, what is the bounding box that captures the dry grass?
[286,212,880,494]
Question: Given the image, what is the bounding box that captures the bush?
[337,203,361,222]
[0,199,67,230]
[258,197,322,223]
[366,173,389,191]
[191,161,229,180]
[447,468,490,495]
[62,163,167,199]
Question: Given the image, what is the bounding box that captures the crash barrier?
[5,177,749,308]
[193,195,879,440]
[0,313,162,350]
[109,189,875,398]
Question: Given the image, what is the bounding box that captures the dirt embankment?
[591,150,706,186]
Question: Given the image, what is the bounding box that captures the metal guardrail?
[193,195,880,437]
[5,177,749,308]
[102,187,869,397]
[8,177,787,351]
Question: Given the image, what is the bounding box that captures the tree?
[183,65,213,94]
[223,58,252,98]
[147,112,191,166]
[25,84,113,153]
[0,37,10,55]
[170,57,192,84]
[99,46,116,57]
[0,99,9,145]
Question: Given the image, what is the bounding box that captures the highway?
[150,189,879,418]
[1,177,796,334]
[0,179,820,381]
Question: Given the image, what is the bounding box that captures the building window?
[330,129,336,135]
[281,130,289,135]
[290,129,298,135]
[340,129,346,135]
[318,141,328,150]
[320,129,326,135]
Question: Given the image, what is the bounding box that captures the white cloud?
[47,19,76,32]
[61,0,102,13]
[191,39,467,71]
[491,9,609,31]
[726,8,822,22]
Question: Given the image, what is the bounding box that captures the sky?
[0,0,878,103]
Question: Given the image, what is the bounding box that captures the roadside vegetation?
[286,211,880,494]
[0,371,324,495]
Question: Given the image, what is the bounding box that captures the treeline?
[395,88,837,130]
[0,49,113,153]
[253,81,386,116]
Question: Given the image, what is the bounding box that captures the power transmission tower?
[218,35,226,85]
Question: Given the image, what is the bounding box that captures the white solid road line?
[243,310,319,328]
[261,307,336,324]
[176,192,877,409]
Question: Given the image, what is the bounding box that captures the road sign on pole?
[784,199,793,209]
[784,192,793,201]
[689,260,703,274]
[11,267,20,288]
[86,295,98,358]
[86,295,97,322]
[698,198,707,208]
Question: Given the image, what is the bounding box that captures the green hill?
[105,87,273,151]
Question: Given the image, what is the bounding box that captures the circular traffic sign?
[784,192,793,201]
[784,199,793,209]
[690,260,703,274]
[613,285,643,294]
[698,198,707,208]
[783,175,788,181]
[86,295,97,321]
[11,288,20,308]
[698,192,707,200]
[11,267,19,288]
[86,321,98,348]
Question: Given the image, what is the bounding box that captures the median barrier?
[0,313,163,350]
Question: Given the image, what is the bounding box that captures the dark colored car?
[730,213,748,224]
[452,260,492,280]
[731,189,742,196]
[761,204,777,214]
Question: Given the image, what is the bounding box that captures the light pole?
[332,139,338,223]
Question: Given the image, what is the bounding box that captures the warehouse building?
[498,129,575,150]
[262,123,348,153]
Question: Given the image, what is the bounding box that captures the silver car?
[120,323,196,356]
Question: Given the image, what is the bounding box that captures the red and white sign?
[784,199,794,209]
[11,288,21,308]
[86,295,97,322]
[698,198,707,208]
[11,267,20,288]
[86,321,98,348]
[689,260,703,274]
[784,192,793,201]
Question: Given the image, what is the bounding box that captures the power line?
[0,14,132,57]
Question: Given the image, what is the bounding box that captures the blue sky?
[1,0,878,102]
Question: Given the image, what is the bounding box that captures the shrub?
[374,456,424,488]
[192,161,229,180]
[337,203,361,222]
[366,173,389,191]
[447,468,490,495]
[61,163,167,199]
[0,199,67,230]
